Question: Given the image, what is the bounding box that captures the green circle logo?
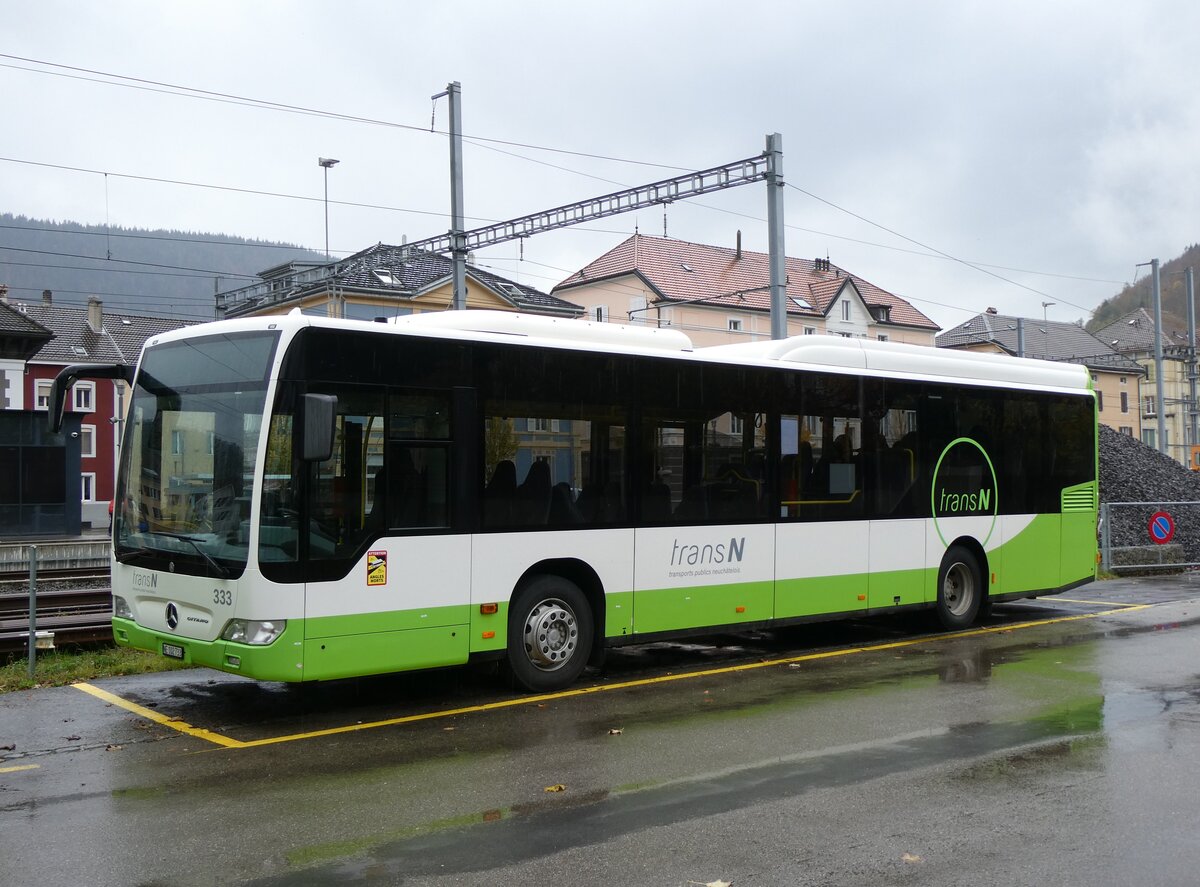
[931,437,998,548]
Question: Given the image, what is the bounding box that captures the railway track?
[0,566,111,584]
[0,587,114,655]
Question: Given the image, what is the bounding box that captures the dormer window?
[372,270,400,286]
[872,306,891,323]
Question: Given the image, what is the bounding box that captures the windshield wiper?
[149,531,231,580]
[116,545,156,565]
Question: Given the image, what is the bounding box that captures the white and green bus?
[58,309,1098,691]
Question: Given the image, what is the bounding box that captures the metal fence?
[1100,500,1200,573]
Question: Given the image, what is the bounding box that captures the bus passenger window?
[483,412,626,530]
[380,392,452,531]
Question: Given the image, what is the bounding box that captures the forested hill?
[0,214,325,322]
[1087,243,1200,335]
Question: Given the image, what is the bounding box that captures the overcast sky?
[4,1,1199,330]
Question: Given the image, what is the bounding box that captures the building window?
[1090,373,1097,382]
[730,414,744,435]
[1143,396,1156,417]
[1142,428,1156,448]
[728,318,743,333]
[877,334,889,342]
[594,305,609,322]
[804,327,816,335]
[1121,392,1129,413]
[171,430,184,455]
[34,379,52,411]
[80,424,96,459]
[73,381,95,413]
[841,301,851,321]
[1119,426,1133,436]
[1120,376,1127,384]
[1096,391,1103,412]
[81,473,96,502]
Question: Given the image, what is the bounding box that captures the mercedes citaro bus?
[51,309,1097,691]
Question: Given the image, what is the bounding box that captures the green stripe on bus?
[632,580,774,634]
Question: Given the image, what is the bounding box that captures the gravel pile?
[1099,424,1200,564]
[1099,424,1200,503]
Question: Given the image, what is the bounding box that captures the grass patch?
[0,645,192,693]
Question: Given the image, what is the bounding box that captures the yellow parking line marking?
[71,603,1152,751]
[1047,597,1122,606]
[0,764,40,774]
[72,682,246,749]
[233,603,1151,749]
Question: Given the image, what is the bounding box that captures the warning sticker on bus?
[367,550,388,586]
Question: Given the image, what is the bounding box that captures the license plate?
[162,642,185,660]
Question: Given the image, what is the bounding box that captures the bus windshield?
[114,330,280,579]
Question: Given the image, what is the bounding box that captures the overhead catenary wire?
[0,245,259,280]
[0,54,690,172]
[2,285,218,321]
[0,55,1123,318]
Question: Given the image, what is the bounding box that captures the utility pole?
[1152,258,1166,455]
[765,133,787,340]
[1187,267,1197,455]
[433,82,467,310]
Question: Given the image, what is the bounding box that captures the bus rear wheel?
[507,576,593,692]
[936,545,982,630]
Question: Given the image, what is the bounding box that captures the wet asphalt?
[3,574,1200,886]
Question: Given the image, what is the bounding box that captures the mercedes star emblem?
[166,602,179,631]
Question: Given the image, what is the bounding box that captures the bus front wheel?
[507,575,594,692]
[936,545,982,630]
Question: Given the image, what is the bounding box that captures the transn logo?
[931,437,998,547]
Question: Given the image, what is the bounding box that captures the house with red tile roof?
[552,234,939,347]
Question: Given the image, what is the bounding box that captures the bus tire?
[507,575,594,692]
[936,545,982,630]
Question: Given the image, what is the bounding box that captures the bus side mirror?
[302,393,337,462]
[48,363,135,433]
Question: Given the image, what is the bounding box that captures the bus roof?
[151,309,1091,394]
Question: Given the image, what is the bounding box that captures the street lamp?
[318,157,339,260]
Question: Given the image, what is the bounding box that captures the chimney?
[985,306,998,315]
[0,284,7,304]
[42,289,52,306]
[735,230,742,260]
[87,297,103,333]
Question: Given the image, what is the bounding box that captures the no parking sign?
[1149,511,1175,545]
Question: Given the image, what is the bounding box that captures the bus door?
[864,384,926,611]
[775,399,869,620]
[290,386,470,681]
[633,410,775,634]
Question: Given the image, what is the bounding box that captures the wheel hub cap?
[524,600,578,670]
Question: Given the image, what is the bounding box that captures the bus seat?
[548,482,582,526]
[516,460,552,525]
[484,460,516,527]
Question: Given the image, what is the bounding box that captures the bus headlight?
[113,595,133,619]
[221,619,286,645]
